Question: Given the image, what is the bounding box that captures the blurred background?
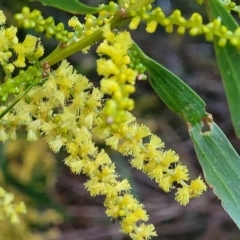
[0,0,240,239]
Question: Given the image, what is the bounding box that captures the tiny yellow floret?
[68,16,81,28]
[146,20,158,33]
[189,176,207,197]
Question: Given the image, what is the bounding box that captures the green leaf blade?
[190,121,240,228]
[30,0,101,14]
[133,42,208,124]
[207,0,240,137]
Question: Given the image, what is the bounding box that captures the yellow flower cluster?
[0,4,208,238]
[0,60,157,239]
[97,24,137,131]
[0,10,43,69]
[13,35,44,67]
[128,3,240,49]
[0,186,26,224]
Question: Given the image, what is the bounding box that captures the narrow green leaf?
[132,42,208,124]
[30,0,100,14]
[206,0,240,137]
[189,121,240,228]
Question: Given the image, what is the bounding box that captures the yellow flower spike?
[96,24,138,130]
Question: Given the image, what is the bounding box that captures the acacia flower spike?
[128,2,240,48]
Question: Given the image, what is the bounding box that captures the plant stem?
[40,13,122,66]
[41,29,103,66]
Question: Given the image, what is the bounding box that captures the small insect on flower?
[119,7,127,18]
[41,61,51,78]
